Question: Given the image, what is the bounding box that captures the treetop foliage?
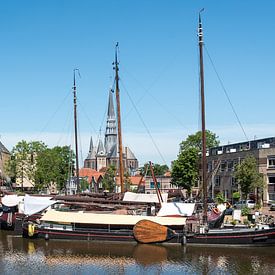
[180,130,220,153]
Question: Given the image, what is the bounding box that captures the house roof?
[115,175,145,186]
[0,141,10,154]
[79,168,104,183]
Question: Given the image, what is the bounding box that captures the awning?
[2,195,23,207]
[157,202,196,217]
[41,209,186,226]
[123,192,168,203]
[24,194,57,216]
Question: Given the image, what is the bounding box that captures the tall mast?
[198,10,207,224]
[114,43,124,193]
[73,69,80,193]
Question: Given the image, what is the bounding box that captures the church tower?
[104,89,117,155]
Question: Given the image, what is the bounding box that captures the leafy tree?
[80,178,90,192]
[124,171,132,191]
[232,191,241,201]
[6,140,47,189]
[215,192,226,204]
[140,163,169,176]
[234,155,265,200]
[171,147,199,194]
[180,130,220,152]
[35,146,74,191]
[171,130,219,195]
[102,165,116,192]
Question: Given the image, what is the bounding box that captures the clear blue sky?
[1,1,275,166]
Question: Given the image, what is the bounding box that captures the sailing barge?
[23,209,186,244]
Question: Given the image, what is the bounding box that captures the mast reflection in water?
[0,231,274,274]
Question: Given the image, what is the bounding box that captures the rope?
[36,90,71,140]
[204,46,248,141]
[120,79,167,165]
[121,61,188,130]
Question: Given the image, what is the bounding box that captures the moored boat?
[22,209,186,244]
[183,11,275,247]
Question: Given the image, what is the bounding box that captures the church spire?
[105,88,117,155]
[107,88,115,118]
[89,136,93,153]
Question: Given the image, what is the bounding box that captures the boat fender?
[213,208,220,215]
[45,233,49,241]
[0,211,3,217]
[28,223,35,237]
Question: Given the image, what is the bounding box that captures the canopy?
[24,194,56,216]
[2,195,23,207]
[41,209,186,226]
[123,192,168,203]
[157,202,196,217]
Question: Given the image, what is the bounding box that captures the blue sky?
[1,1,275,166]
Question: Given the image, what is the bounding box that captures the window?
[220,161,226,172]
[207,162,212,172]
[215,176,220,186]
[228,161,233,171]
[268,156,275,168]
[268,177,275,201]
[150,182,160,189]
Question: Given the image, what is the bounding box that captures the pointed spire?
[97,139,105,154]
[89,136,94,153]
[107,88,115,118]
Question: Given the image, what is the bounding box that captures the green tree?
[35,146,74,191]
[171,130,219,195]
[140,163,169,176]
[80,178,90,192]
[124,171,132,191]
[234,155,265,199]
[102,165,116,192]
[180,130,220,152]
[6,140,47,189]
[171,147,199,194]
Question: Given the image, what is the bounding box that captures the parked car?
[234,200,255,209]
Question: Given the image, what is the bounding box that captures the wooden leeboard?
[133,219,169,244]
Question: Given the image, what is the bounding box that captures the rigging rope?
[121,59,188,130]
[120,79,167,165]
[204,46,249,141]
[36,90,71,140]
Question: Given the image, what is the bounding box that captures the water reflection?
[0,230,274,274]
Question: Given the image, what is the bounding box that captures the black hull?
[22,227,183,244]
[186,227,275,246]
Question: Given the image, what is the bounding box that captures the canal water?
[0,231,274,274]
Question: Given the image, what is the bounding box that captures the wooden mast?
[114,43,124,193]
[198,10,208,224]
[149,161,163,204]
[73,69,80,193]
